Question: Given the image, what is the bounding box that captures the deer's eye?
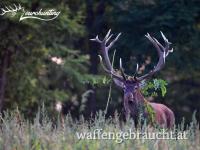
[123,84,126,89]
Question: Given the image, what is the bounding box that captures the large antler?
[90,30,173,85]
[137,32,173,81]
[90,30,126,87]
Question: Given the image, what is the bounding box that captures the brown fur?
[150,103,175,128]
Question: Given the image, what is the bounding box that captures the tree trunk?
[85,0,106,116]
[0,50,10,112]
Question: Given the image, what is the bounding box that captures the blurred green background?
[0,0,199,124]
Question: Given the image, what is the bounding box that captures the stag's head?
[90,30,173,103]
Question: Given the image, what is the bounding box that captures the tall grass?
[0,108,199,150]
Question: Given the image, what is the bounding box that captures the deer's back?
[150,102,175,128]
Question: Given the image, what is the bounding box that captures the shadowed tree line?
[0,0,199,123]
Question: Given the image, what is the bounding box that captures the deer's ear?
[139,80,146,89]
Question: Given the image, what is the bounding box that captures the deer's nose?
[125,93,134,101]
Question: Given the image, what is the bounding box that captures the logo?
[0,4,60,21]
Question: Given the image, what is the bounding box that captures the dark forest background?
[0,0,199,124]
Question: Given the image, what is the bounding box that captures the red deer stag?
[91,30,175,128]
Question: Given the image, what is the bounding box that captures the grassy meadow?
[0,109,199,150]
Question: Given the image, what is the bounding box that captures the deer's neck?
[134,90,145,105]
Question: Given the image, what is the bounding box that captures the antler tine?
[90,29,113,44]
[107,33,121,50]
[104,29,112,41]
[0,8,6,15]
[5,6,12,12]
[13,4,19,10]
[160,31,173,56]
[18,3,22,10]
[90,35,101,43]
[153,37,165,51]
[98,55,110,73]
[166,48,173,56]
[8,5,14,10]
[145,33,162,55]
[161,31,171,45]
[105,34,113,44]
[119,58,127,80]
[133,63,139,78]
[98,55,124,81]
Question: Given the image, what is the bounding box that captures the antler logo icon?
[0,4,60,22]
[0,4,23,17]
